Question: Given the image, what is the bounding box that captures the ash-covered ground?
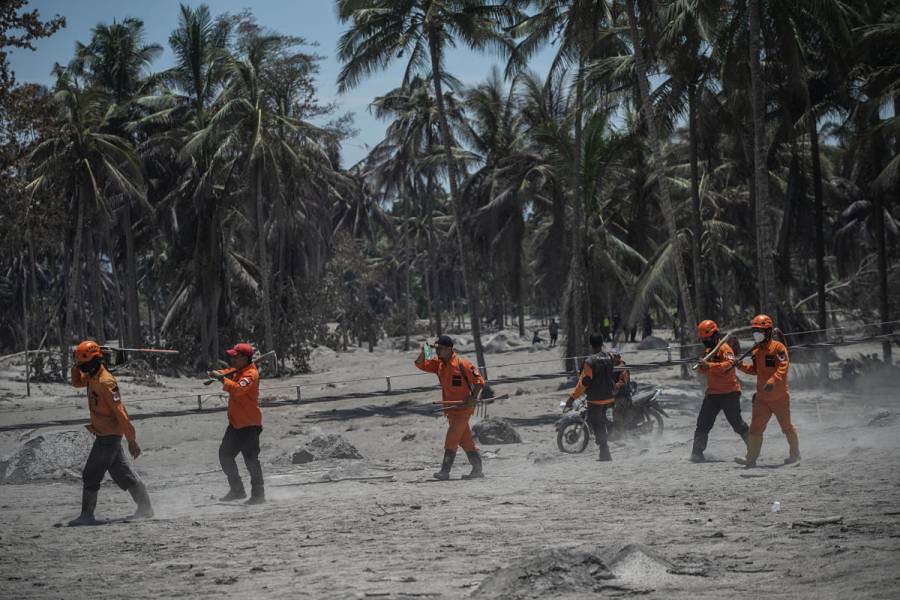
[1,328,898,599]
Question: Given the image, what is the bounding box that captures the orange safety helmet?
[74,340,103,365]
[751,314,774,330]
[697,319,719,339]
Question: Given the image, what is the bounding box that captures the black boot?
[690,432,708,463]
[68,489,103,526]
[598,444,612,462]
[127,482,154,520]
[461,450,484,480]
[245,486,266,505]
[220,486,247,501]
[433,449,456,480]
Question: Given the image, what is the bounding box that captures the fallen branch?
[272,475,395,487]
[790,515,843,528]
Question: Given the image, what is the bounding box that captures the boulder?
[0,430,93,484]
[290,449,315,464]
[637,335,669,350]
[473,418,522,444]
[305,434,363,459]
[484,331,512,353]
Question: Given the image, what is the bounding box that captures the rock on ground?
[472,544,692,600]
[473,418,521,444]
[0,429,93,484]
[305,434,363,459]
[638,335,669,350]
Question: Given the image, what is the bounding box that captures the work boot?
[735,433,763,468]
[461,450,484,480]
[433,449,456,481]
[690,432,708,463]
[68,489,103,526]
[784,431,801,464]
[127,482,154,520]
[598,444,612,462]
[219,487,247,501]
[245,486,266,505]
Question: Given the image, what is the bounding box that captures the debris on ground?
[473,418,522,444]
[0,430,93,484]
[305,434,363,460]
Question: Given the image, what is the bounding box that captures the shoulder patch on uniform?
[238,377,251,388]
[777,352,787,362]
[111,386,122,403]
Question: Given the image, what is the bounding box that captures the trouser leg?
[770,398,799,462]
[239,426,264,495]
[218,426,244,492]
[587,404,611,460]
[692,394,720,459]
[720,391,749,437]
[445,410,475,452]
[107,438,140,491]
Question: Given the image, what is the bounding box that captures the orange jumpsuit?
[214,364,262,428]
[698,342,742,395]
[416,353,484,452]
[739,339,795,436]
[71,364,136,442]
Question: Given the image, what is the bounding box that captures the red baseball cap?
[226,343,254,358]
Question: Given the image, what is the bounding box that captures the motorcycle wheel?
[557,421,590,454]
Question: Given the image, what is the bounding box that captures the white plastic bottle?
[771,500,781,513]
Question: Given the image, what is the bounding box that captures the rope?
[0,330,895,417]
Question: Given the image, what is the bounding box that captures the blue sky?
[10,1,553,167]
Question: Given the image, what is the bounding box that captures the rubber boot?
[735,433,763,467]
[127,482,154,520]
[690,432,708,463]
[461,450,484,480]
[433,449,456,480]
[220,486,247,501]
[598,444,612,462]
[245,485,266,505]
[784,431,801,464]
[68,489,103,526]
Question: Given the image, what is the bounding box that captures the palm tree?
[336,0,522,370]
[136,3,233,366]
[72,17,162,347]
[27,83,146,371]
[624,0,697,332]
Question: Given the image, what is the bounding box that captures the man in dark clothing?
[548,318,559,348]
[564,334,626,461]
[642,312,653,339]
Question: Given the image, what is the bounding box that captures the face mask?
[753,331,766,344]
[77,356,102,374]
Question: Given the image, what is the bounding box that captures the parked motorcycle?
[556,384,667,454]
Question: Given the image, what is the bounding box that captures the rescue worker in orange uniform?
[691,320,749,462]
[208,343,265,504]
[68,340,153,526]
[734,315,800,467]
[565,334,627,461]
[415,335,485,480]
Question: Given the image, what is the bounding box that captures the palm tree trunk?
[121,199,142,346]
[65,189,85,362]
[566,58,587,370]
[428,30,485,369]
[85,225,105,342]
[873,189,892,363]
[748,0,776,313]
[626,0,697,329]
[804,83,829,380]
[255,165,276,363]
[403,194,412,351]
[688,83,705,317]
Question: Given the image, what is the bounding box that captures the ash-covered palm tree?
[27,82,146,371]
[337,0,523,370]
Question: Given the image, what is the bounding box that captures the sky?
[9,0,554,167]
